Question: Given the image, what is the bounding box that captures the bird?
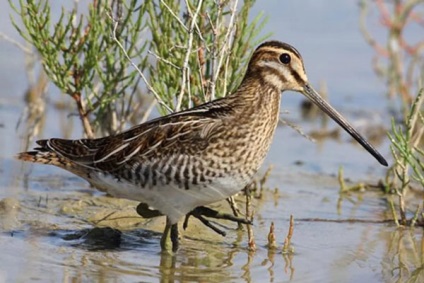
[17,40,388,252]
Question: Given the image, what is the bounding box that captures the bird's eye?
[279,53,291,64]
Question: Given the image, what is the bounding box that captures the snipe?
[17,41,388,252]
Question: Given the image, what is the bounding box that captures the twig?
[0,32,33,54]
[211,0,239,100]
[222,42,232,97]
[389,198,400,226]
[338,166,347,192]
[214,0,239,75]
[110,19,173,113]
[245,184,256,251]
[160,0,189,31]
[175,0,204,112]
[148,50,182,70]
[267,222,277,249]
[279,118,315,142]
[161,0,207,47]
[140,99,157,123]
[282,215,294,254]
[208,7,220,101]
[359,1,388,56]
[71,91,94,138]
[410,202,422,227]
[196,47,207,101]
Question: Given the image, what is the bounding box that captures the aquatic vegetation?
[387,89,424,226]
[9,0,267,138]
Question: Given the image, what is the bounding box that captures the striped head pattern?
[246,41,308,92]
[245,40,388,166]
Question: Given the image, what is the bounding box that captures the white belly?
[88,171,248,224]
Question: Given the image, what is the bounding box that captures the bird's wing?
[35,99,234,171]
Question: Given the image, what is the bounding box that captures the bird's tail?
[17,138,66,166]
[16,139,96,179]
[16,150,63,166]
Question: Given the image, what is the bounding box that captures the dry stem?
[175,0,203,112]
[110,18,173,113]
[245,184,256,251]
[282,215,294,254]
[267,222,277,249]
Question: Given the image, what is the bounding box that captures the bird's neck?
[231,74,282,119]
[224,73,282,170]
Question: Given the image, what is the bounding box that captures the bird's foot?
[137,203,250,251]
[183,206,251,237]
[136,203,162,218]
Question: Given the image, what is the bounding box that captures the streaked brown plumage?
[17,41,388,252]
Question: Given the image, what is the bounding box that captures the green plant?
[386,88,424,225]
[10,0,268,137]
[141,0,269,114]
[359,0,424,226]
[10,0,152,138]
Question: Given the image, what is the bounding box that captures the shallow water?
[1,1,423,283]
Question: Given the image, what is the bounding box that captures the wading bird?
[17,41,388,252]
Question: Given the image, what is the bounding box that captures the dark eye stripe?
[290,69,303,85]
[267,68,288,83]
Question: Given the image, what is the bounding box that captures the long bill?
[302,84,388,166]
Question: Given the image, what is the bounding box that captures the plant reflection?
[382,228,424,282]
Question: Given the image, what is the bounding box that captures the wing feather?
[32,98,233,171]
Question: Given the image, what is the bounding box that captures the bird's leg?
[170,222,179,252]
[160,218,172,252]
[183,206,252,236]
[161,217,179,252]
